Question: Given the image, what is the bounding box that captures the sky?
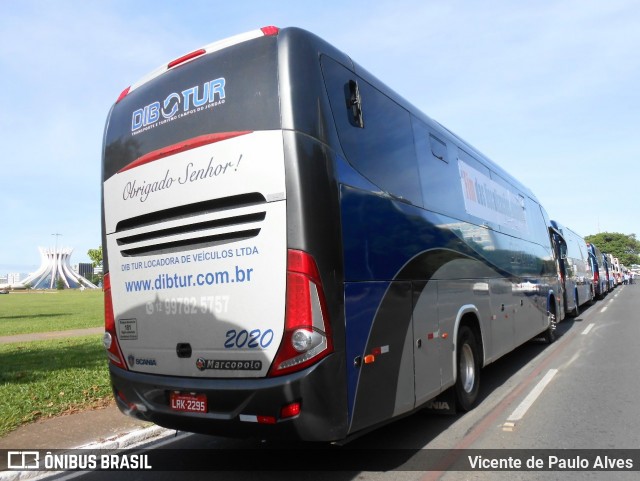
[1,0,639,274]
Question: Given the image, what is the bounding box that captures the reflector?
[280,402,301,419]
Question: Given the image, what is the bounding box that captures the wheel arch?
[546,289,560,322]
[451,304,485,385]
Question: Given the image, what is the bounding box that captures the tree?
[584,232,640,266]
[87,246,104,286]
[87,246,103,268]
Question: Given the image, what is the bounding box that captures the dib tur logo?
[131,78,226,132]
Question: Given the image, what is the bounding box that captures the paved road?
[19,286,640,480]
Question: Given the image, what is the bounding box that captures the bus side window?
[321,55,422,207]
[411,118,461,216]
[525,198,553,248]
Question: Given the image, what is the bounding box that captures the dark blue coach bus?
[549,221,593,317]
[101,26,561,441]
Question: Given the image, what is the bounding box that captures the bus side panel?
[339,174,558,434]
[340,183,422,433]
[340,183,496,433]
[345,281,414,433]
[412,281,445,405]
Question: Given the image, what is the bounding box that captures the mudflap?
[423,387,457,415]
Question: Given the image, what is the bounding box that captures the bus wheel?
[455,325,480,411]
[543,310,557,344]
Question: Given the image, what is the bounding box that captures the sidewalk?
[0,404,175,479]
[0,402,152,451]
[0,327,103,345]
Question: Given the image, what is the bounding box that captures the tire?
[455,325,481,411]
[543,309,557,344]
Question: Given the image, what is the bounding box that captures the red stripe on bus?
[117,131,252,173]
[168,49,206,69]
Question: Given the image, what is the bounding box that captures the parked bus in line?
[606,254,618,289]
[587,243,608,299]
[101,26,561,441]
[549,221,593,317]
[611,255,623,286]
[600,253,613,294]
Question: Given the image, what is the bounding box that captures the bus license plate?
[170,392,207,413]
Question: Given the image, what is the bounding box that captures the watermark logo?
[6,451,153,471]
[8,451,40,470]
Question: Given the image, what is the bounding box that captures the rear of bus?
[101,27,346,441]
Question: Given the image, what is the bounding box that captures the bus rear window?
[103,36,280,179]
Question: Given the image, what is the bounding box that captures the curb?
[76,425,175,451]
[0,425,178,481]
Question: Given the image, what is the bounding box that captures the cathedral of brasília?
[19,247,98,289]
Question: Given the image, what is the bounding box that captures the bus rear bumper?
[108,353,347,442]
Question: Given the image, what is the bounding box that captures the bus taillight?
[102,273,128,370]
[268,250,333,377]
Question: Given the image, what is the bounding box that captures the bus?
[608,254,621,287]
[101,26,561,442]
[587,243,608,298]
[602,252,614,293]
[549,221,593,317]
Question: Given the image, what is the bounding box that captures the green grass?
[0,335,112,437]
[0,290,103,336]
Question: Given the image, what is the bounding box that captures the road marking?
[502,421,515,432]
[582,324,595,335]
[507,369,558,422]
[600,305,608,313]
